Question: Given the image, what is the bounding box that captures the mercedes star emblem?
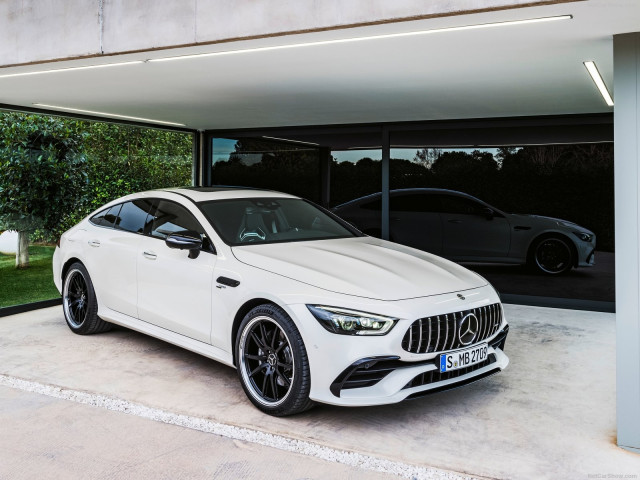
[458,313,479,346]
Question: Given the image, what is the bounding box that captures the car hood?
[509,213,592,232]
[231,237,486,301]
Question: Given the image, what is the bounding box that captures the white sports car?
[53,187,509,416]
[333,188,596,275]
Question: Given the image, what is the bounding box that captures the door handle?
[143,251,157,260]
[447,219,462,224]
[88,239,101,247]
[217,276,240,288]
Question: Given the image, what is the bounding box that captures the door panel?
[136,199,215,343]
[137,237,215,342]
[84,226,143,318]
[439,195,511,259]
[85,200,152,318]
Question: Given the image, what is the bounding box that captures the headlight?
[558,220,578,228]
[306,305,398,335]
[573,231,593,242]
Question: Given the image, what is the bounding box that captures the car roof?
[334,188,478,208]
[158,186,299,202]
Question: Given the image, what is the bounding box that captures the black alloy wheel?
[236,304,313,416]
[64,269,88,327]
[532,236,574,275]
[62,262,112,335]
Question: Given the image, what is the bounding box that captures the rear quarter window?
[114,199,154,233]
[90,204,122,228]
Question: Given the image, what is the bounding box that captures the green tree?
[413,147,442,169]
[0,113,87,268]
[78,123,192,215]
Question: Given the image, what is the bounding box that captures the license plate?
[440,343,488,373]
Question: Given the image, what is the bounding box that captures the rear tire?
[236,304,314,416]
[62,262,112,335]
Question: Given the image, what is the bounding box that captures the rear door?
[136,198,215,343]
[85,199,153,318]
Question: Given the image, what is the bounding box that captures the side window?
[148,199,213,252]
[391,194,440,213]
[439,195,485,215]
[90,204,122,228]
[116,199,153,233]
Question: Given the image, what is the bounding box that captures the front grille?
[401,303,502,354]
[403,353,497,389]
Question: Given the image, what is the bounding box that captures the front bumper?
[575,236,596,268]
[331,325,508,401]
[287,284,509,406]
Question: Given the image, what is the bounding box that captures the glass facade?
[207,119,614,310]
[0,112,194,310]
[211,137,320,203]
[386,144,614,305]
[0,114,613,311]
[330,149,382,235]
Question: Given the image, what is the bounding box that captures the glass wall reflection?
[330,149,382,235]
[387,145,613,303]
[212,137,320,203]
[208,128,613,308]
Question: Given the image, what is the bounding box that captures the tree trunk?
[16,231,29,269]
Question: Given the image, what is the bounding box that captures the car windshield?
[199,197,360,246]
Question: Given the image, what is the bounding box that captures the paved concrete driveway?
[0,384,399,480]
[0,305,638,479]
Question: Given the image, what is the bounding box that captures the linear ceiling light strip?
[149,15,572,63]
[583,61,614,107]
[32,103,186,126]
[0,61,144,79]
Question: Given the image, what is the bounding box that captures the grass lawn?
[0,245,60,308]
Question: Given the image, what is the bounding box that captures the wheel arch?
[527,231,579,268]
[231,297,284,367]
[61,257,83,283]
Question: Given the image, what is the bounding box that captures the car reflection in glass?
[333,188,596,275]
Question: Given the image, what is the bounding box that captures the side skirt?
[98,306,235,368]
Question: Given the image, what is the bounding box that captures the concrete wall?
[614,32,640,454]
[0,0,559,66]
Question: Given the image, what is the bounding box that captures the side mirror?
[165,231,203,259]
[480,207,494,220]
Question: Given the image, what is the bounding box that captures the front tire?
[529,236,574,275]
[62,262,112,335]
[236,304,314,416]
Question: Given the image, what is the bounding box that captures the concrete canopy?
[0,0,635,130]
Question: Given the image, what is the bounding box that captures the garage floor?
[0,305,638,479]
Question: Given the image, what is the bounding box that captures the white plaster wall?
[0,0,101,65]
[0,0,548,66]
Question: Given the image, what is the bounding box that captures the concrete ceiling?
[0,0,636,131]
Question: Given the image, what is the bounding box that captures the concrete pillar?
[614,32,640,454]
